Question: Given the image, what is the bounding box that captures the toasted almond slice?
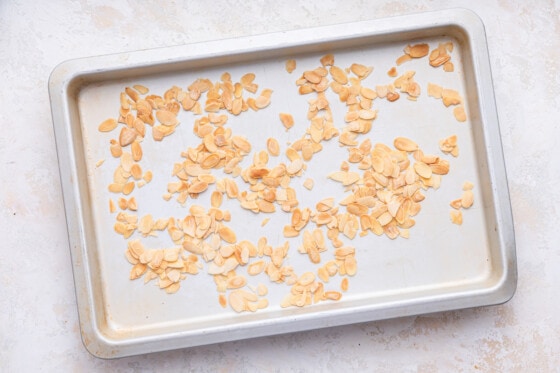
[461,190,474,208]
[414,162,432,178]
[98,118,118,132]
[340,277,349,292]
[125,87,139,102]
[393,137,418,152]
[211,191,223,208]
[330,66,348,84]
[132,84,149,95]
[266,138,280,156]
[283,225,299,238]
[303,178,314,190]
[324,291,342,301]
[279,113,294,130]
[450,198,463,210]
[247,260,266,276]
[453,105,467,122]
[350,63,372,78]
[450,209,463,225]
[427,83,443,99]
[119,127,137,147]
[188,181,208,194]
[218,226,237,243]
[286,59,296,73]
[407,43,429,58]
[320,54,335,66]
[387,67,398,77]
[396,54,412,66]
[156,110,178,126]
[303,70,322,84]
[443,61,454,72]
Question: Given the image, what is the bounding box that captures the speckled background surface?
[1,0,559,371]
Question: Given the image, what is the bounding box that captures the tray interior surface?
[54,14,512,356]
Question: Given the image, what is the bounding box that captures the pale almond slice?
[453,105,467,122]
[132,84,149,95]
[450,209,463,225]
[414,162,432,178]
[156,110,178,126]
[303,178,314,190]
[427,83,443,99]
[119,127,137,147]
[463,181,474,190]
[266,138,280,156]
[461,190,474,209]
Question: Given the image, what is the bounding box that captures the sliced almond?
[98,118,118,132]
[393,137,418,152]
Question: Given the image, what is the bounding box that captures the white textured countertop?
[1,0,559,371]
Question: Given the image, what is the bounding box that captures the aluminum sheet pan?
[49,8,516,359]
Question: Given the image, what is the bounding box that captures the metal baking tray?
[49,8,516,359]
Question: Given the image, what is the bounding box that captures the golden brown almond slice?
[285,59,296,73]
[350,63,372,78]
[406,43,430,58]
[442,89,462,106]
[218,226,237,243]
[131,141,142,162]
[303,70,322,84]
[109,199,116,213]
[98,118,118,132]
[125,87,139,102]
[330,66,348,85]
[387,66,398,77]
[393,137,418,152]
[450,198,462,210]
[279,113,294,130]
[340,277,349,292]
[320,54,335,66]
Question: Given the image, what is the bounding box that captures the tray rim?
[49,7,516,359]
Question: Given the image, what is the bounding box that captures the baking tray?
[49,8,516,358]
